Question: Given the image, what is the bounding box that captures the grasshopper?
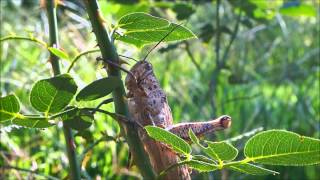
[104,24,232,179]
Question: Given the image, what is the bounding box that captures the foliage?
[146,127,319,177]
[0,0,319,179]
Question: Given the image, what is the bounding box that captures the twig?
[67,48,100,73]
[93,98,113,112]
[157,161,189,179]
[184,41,202,73]
[0,35,48,47]
[79,135,117,164]
[1,166,59,180]
[225,127,264,143]
[221,93,260,105]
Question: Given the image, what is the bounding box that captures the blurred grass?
[0,0,319,179]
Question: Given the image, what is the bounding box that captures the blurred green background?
[0,0,319,179]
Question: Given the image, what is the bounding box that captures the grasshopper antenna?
[119,54,138,62]
[142,22,184,62]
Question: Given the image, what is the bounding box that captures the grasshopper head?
[125,60,154,96]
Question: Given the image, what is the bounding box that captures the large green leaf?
[12,116,54,128]
[30,74,78,114]
[227,163,279,175]
[244,130,320,166]
[61,107,93,131]
[205,141,238,161]
[76,76,122,101]
[0,94,20,122]
[117,12,169,31]
[116,23,197,48]
[145,126,191,155]
[186,160,218,172]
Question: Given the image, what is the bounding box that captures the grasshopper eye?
[145,63,152,71]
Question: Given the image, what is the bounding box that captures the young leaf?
[205,141,238,161]
[186,160,218,172]
[116,23,197,48]
[12,116,54,128]
[117,12,169,31]
[61,107,93,131]
[145,126,191,155]
[48,47,69,60]
[189,129,219,161]
[30,74,78,114]
[244,130,320,166]
[189,129,237,161]
[76,76,122,101]
[0,94,20,122]
[227,163,279,175]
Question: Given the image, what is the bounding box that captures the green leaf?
[280,4,316,17]
[189,128,200,144]
[186,160,218,172]
[172,3,195,20]
[30,74,78,114]
[48,47,69,60]
[189,129,237,161]
[189,129,218,161]
[0,94,20,122]
[12,116,54,128]
[60,107,93,131]
[227,163,279,175]
[244,130,320,166]
[205,141,238,161]
[76,76,122,101]
[116,23,197,48]
[117,12,169,30]
[145,126,191,155]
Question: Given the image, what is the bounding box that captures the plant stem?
[83,0,155,178]
[45,1,81,179]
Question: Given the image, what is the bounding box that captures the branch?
[83,1,155,178]
[45,1,81,179]
[1,166,59,180]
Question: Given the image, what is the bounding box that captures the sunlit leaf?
[189,129,237,161]
[118,12,169,30]
[12,116,54,128]
[205,141,238,161]
[186,160,218,172]
[244,130,320,166]
[30,74,78,114]
[145,126,191,155]
[48,47,69,60]
[227,163,279,175]
[116,23,197,48]
[76,76,122,101]
[0,94,20,122]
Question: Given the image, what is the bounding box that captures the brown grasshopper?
[104,24,232,179]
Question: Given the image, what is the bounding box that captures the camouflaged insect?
[125,60,232,180]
